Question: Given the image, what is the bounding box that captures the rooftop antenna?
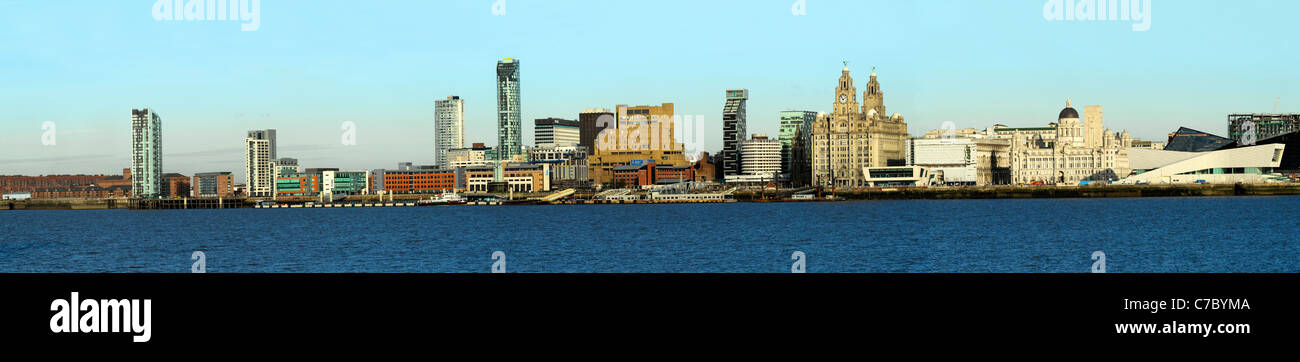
[1275,97,1280,113]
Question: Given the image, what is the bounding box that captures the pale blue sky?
[2,0,1297,180]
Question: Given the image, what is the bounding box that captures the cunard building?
[999,99,1132,185]
[811,64,910,187]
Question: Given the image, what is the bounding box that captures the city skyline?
[3,0,1298,178]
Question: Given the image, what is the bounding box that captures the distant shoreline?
[5,183,1300,211]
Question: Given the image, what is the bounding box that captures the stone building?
[811,65,910,187]
[1000,99,1131,185]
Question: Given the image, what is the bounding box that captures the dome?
[1058,98,1079,119]
[866,109,879,118]
[890,112,903,121]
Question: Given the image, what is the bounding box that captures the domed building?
[1000,98,1131,185]
[810,65,910,187]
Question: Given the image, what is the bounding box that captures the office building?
[161,173,191,198]
[435,96,465,168]
[721,89,748,177]
[273,157,300,177]
[1001,99,1131,185]
[740,134,781,177]
[535,118,580,146]
[447,143,495,168]
[579,108,615,153]
[588,103,690,184]
[192,172,234,198]
[779,110,816,184]
[131,108,163,198]
[529,144,589,184]
[906,138,1011,186]
[496,58,522,161]
[811,65,910,187]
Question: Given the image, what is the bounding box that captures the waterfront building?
[244,132,275,197]
[721,89,748,177]
[612,163,655,188]
[740,134,781,177]
[579,108,615,153]
[321,170,370,196]
[779,110,816,185]
[275,168,369,197]
[588,103,690,185]
[1228,114,1300,144]
[861,166,933,187]
[447,143,495,168]
[1000,99,1131,185]
[811,65,910,187]
[130,108,163,198]
[906,138,1011,186]
[373,165,456,194]
[1163,127,1233,152]
[191,172,234,198]
[1130,140,1166,150]
[463,163,548,193]
[273,157,300,177]
[529,144,589,184]
[247,129,277,159]
[435,96,466,168]
[496,58,522,161]
[1119,144,1287,184]
[161,173,191,198]
[534,118,580,146]
[31,186,131,199]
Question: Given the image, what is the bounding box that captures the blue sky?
[1,0,1297,180]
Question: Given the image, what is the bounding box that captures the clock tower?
[833,63,858,116]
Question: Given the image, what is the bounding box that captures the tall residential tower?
[721,89,748,177]
[435,96,465,168]
[244,129,277,197]
[130,108,163,198]
[496,58,522,161]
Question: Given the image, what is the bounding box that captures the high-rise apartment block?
[435,96,465,168]
[130,108,163,198]
[496,58,522,161]
[721,89,748,177]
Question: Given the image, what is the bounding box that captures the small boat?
[417,193,467,206]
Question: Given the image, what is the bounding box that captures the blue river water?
[1,196,1298,273]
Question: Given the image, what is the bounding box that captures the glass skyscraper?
[496,58,522,161]
[130,108,162,198]
[779,110,817,182]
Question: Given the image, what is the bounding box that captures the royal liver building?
[1001,99,1131,185]
[811,64,909,187]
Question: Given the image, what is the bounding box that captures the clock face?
[839,94,847,104]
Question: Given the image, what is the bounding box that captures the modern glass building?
[1164,127,1234,152]
[1228,114,1300,145]
[130,108,162,198]
[435,96,465,168]
[721,89,748,177]
[534,118,580,146]
[496,58,522,161]
[779,110,816,182]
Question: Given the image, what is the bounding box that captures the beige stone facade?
[811,66,909,187]
[997,99,1131,185]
